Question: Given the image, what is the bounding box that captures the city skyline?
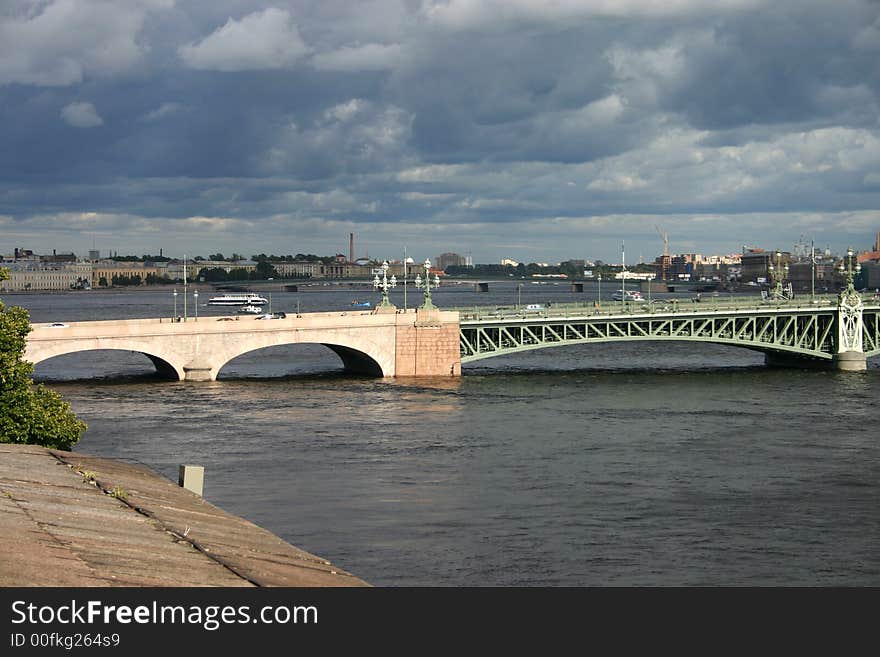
[2,2,880,263]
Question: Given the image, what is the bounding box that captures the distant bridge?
[24,293,880,380]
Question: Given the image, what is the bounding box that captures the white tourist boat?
[207,292,268,306]
[612,289,645,302]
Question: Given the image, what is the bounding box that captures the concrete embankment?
[0,444,368,587]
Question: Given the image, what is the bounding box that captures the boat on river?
[236,304,264,314]
[208,293,268,306]
[612,289,645,302]
[351,300,372,308]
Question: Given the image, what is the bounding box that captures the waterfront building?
[273,261,325,278]
[0,260,93,291]
[788,260,837,293]
[91,261,160,287]
[740,249,792,284]
[435,252,470,271]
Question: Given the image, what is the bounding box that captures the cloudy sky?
[2,0,880,265]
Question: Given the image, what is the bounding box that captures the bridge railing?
[449,293,879,322]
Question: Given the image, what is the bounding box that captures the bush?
[0,271,86,450]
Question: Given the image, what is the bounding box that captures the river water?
[10,283,880,586]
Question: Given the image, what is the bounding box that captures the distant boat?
[351,300,372,308]
[612,289,645,302]
[236,304,264,314]
[208,293,268,306]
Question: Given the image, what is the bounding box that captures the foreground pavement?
[0,444,368,587]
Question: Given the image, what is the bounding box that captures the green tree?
[0,269,86,450]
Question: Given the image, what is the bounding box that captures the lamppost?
[183,253,188,321]
[767,250,788,301]
[517,283,522,309]
[173,288,178,320]
[597,274,602,307]
[838,247,861,298]
[193,288,199,321]
[373,260,396,307]
[415,259,440,310]
[810,240,816,304]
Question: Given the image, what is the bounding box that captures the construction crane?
[655,225,670,282]
[655,225,669,257]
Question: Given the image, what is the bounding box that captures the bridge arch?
[27,346,184,380]
[201,330,395,381]
[460,334,833,365]
[213,341,386,379]
[459,310,842,367]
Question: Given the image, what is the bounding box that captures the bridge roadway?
[24,294,880,379]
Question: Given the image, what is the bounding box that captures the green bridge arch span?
[459,304,880,370]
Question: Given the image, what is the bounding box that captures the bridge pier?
[763,351,867,371]
[831,351,867,371]
[183,357,214,381]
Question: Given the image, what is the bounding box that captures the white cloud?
[60,101,104,128]
[312,43,403,72]
[142,102,183,121]
[179,8,310,72]
[420,0,762,28]
[323,99,365,123]
[0,0,172,86]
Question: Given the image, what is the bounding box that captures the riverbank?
[0,444,368,587]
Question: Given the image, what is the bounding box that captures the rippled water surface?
[13,285,880,585]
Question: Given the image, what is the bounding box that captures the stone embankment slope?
[0,444,368,587]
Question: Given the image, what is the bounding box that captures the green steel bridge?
[453,292,880,371]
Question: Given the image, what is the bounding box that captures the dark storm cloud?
[1,0,879,262]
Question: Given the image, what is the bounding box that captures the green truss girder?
[458,307,858,362]
[864,309,880,356]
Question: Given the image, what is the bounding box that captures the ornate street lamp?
[173,288,178,320]
[414,259,440,310]
[373,260,397,307]
[767,250,789,300]
[193,288,199,321]
[597,273,602,307]
[838,247,861,297]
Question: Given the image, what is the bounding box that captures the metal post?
[517,283,521,309]
[193,289,198,320]
[173,288,178,319]
[403,246,407,311]
[597,274,601,307]
[183,254,188,321]
[811,240,816,304]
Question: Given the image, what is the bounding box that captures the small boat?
[351,300,372,308]
[612,289,645,302]
[237,304,264,314]
[208,293,269,306]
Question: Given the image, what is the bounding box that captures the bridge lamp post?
[517,283,522,309]
[373,261,396,307]
[767,251,788,301]
[173,288,178,320]
[193,289,199,321]
[838,248,861,295]
[183,254,188,321]
[597,274,601,308]
[414,258,440,310]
